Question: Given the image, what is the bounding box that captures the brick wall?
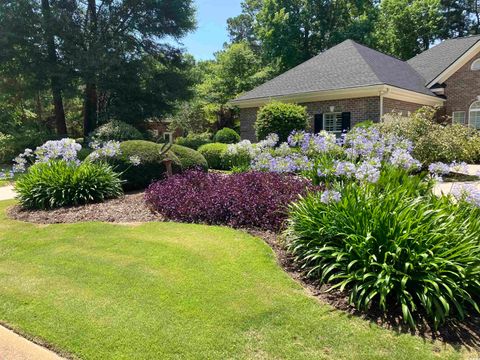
[382,98,426,117]
[444,54,480,124]
[239,97,381,141]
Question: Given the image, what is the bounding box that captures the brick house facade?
[232,37,480,141]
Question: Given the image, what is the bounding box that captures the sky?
[178,0,242,60]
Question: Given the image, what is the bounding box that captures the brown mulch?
[7,192,161,224]
[6,196,480,348]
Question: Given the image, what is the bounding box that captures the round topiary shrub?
[175,133,212,150]
[171,144,208,171]
[255,101,309,142]
[89,140,181,190]
[15,160,123,209]
[89,120,144,142]
[213,128,240,144]
[198,143,229,170]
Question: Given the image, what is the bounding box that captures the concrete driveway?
[0,185,16,201]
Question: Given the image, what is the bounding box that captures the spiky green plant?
[286,171,480,329]
[15,160,123,209]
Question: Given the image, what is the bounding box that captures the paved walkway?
[0,185,16,201]
[0,325,64,360]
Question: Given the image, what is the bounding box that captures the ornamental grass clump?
[286,167,480,329]
[145,170,316,231]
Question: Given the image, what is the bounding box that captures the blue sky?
[178,0,242,60]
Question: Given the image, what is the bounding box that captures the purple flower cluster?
[35,139,82,164]
[252,153,313,173]
[145,170,318,232]
[452,184,480,207]
[389,148,421,170]
[89,140,121,159]
[355,160,381,183]
[320,190,341,204]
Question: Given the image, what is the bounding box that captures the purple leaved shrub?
[145,170,318,232]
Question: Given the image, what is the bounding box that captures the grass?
[0,200,466,359]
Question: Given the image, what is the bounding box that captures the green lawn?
[0,200,465,359]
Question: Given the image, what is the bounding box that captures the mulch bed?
[7,194,480,348]
[7,192,161,224]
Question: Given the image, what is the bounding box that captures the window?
[323,113,342,133]
[469,101,480,129]
[163,132,173,144]
[471,59,480,71]
[452,111,466,124]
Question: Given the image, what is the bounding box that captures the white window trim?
[163,132,173,144]
[469,101,480,129]
[471,59,480,71]
[452,111,466,124]
[323,112,343,133]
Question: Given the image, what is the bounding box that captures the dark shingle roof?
[408,35,480,85]
[234,40,435,102]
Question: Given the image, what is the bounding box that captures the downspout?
[379,87,389,122]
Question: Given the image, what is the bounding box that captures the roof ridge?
[349,39,407,63]
[349,41,383,85]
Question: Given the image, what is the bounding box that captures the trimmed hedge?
[175,133,212,150]
[198,143,229,170]
[255,101,309,142]
[213,128,240,144]
[89,140,181,190]
[171,144,208,171]
[89,120,144,142]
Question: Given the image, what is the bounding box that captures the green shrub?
[198,143,229,170]
[213,128,240,144]
[77,148,93,161]
[175,133,212,150]
[353,120,375,129]
[89,120,144,142]
[15,160,123,209]
[378,107,480,164]
[171,144,208,171]
[287,168,480,329]
[255,101,308,142]
[89,140,181,190]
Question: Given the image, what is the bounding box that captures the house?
[231,36,480,141]
[144,118,182,144]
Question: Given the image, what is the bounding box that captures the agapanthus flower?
[428,162,450,175]
[320,190,342,204]
[449,161,468,174]
[389,148,421,170]
[129,155,141,166]
[334,161,357,177]
[355,160,381,183]
[452,184,480,207]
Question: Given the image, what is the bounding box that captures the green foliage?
[374,0,442,60]
[171,144,208,171]
[379,107,480,164]
[255,101,308,142]
[198,143,230,170]
[89,140,182,190]
[287,168,480,329]
[175,132,212,150]
[89,120,144,142]
[353,120,375,129]
[213,128,241,144]
[15,160,123,210]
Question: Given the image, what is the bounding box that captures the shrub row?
[145,170,316,232]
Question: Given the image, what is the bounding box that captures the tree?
[374,0,443,59]
[227,0,263,49]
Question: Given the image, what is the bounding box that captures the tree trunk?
[83,0,98,137]
[41,0,67,136]
[83,82,98,136]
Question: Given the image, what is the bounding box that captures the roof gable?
[407,35,480,85]
[235,40,434,102]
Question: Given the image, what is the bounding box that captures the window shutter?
[314,114,323,133]
[341,112,351,132]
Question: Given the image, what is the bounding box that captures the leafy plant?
[145,170,316,231]
[15,160,123,209]
[89,120,144,142]
[175,132,212,150]
[198,143,229,170]
[255,101,309,142]
[171,144,208,171]
[213,127,241,144]
[286,168,480,329]
[89,140,181,190]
